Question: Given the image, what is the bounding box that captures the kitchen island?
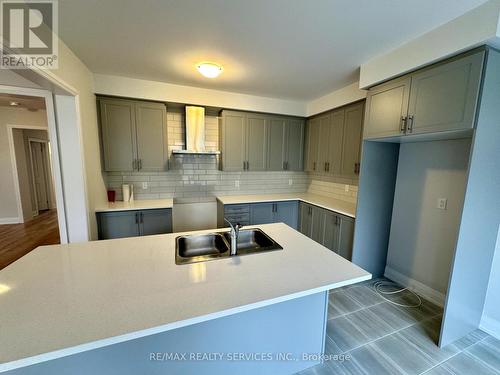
[0,223,370,374]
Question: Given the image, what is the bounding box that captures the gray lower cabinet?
[274,201,299,229]
[299,202,324,243]
[141,209,173,236]
[249,201,299,229]
[298,202,354,260]
[97,209,172,240]
[250,203,275,224]
[98,97,168,172]
[220,200,353,260]
[220,201,299,229]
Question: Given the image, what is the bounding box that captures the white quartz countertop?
[94,198,174,213]
[217,193,357,218]
[0,223,370,372]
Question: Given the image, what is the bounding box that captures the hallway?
[0,209,60,270]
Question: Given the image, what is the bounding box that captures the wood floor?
[0,209,60,270]
[297,278,499,375]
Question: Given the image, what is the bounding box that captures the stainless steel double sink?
[175,229,283,265]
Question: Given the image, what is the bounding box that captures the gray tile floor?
[297,278,500,375]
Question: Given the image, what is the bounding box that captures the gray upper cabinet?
[364,76,411,139]
[306,117,320,172]
[364,50,485,139]
[327,110,344,175]
[246,114,268,171]
[268,117,287,171]
[267,117,305,171]
[100,99,137,172]
[99,97,168,172]
[285,118,305,171]
[305,101,365,178]
[317,114,331,173]
[407,52,483,135]
[220,111,246,171]
[135,101,168,172]
[220,110,305,172]
[341,103,364,178]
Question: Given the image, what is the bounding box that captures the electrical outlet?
[437,198,448,210]
[289,179,293,186]
[345,185,349,192]
[142,182,148,190]
[235,180,240,188]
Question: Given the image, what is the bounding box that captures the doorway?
[29,139,53,214]
[0,93,60,269]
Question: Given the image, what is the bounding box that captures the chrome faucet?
[224,218,242,256]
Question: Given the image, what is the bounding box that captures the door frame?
[2,85,68,243]
[28,136,53,215]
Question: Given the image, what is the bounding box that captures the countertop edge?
[0,273,371,373]
[95,199,174,213]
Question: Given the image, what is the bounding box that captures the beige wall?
[0,107,48,222]
[44,41,107,240]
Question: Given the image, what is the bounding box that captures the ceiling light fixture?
[197,62,223,78]
[9,101,19,106]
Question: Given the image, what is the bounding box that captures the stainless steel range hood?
[172,106,220,155]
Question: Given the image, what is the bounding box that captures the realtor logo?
[0,0,58,69]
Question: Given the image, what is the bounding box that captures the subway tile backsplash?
[106,154,309,203]
[103,112,358,204]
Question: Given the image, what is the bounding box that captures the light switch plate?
[437,198,447,210]
[235,180,240,188]
[289,179,293,186]
[345,185,349,192]
[142,182,148,190]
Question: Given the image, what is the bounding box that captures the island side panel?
[5,292,328,375]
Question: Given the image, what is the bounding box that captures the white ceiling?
[59,0,488,100]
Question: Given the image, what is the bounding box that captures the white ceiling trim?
[93,74,307,117]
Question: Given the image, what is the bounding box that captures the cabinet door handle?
[400,116,407,133]
[243,161,246,170]
[246,161,249,170]
[135,212,139,224]
[286,161,289,170]
[140,212,144,223]
[283,161,286,170]
[313,162,316,171]
[408,115,414,133]
[138,159,142,170]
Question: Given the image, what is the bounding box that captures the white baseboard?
[384,266,446,307]
[0,217,21,224]
[480,315,500,340]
